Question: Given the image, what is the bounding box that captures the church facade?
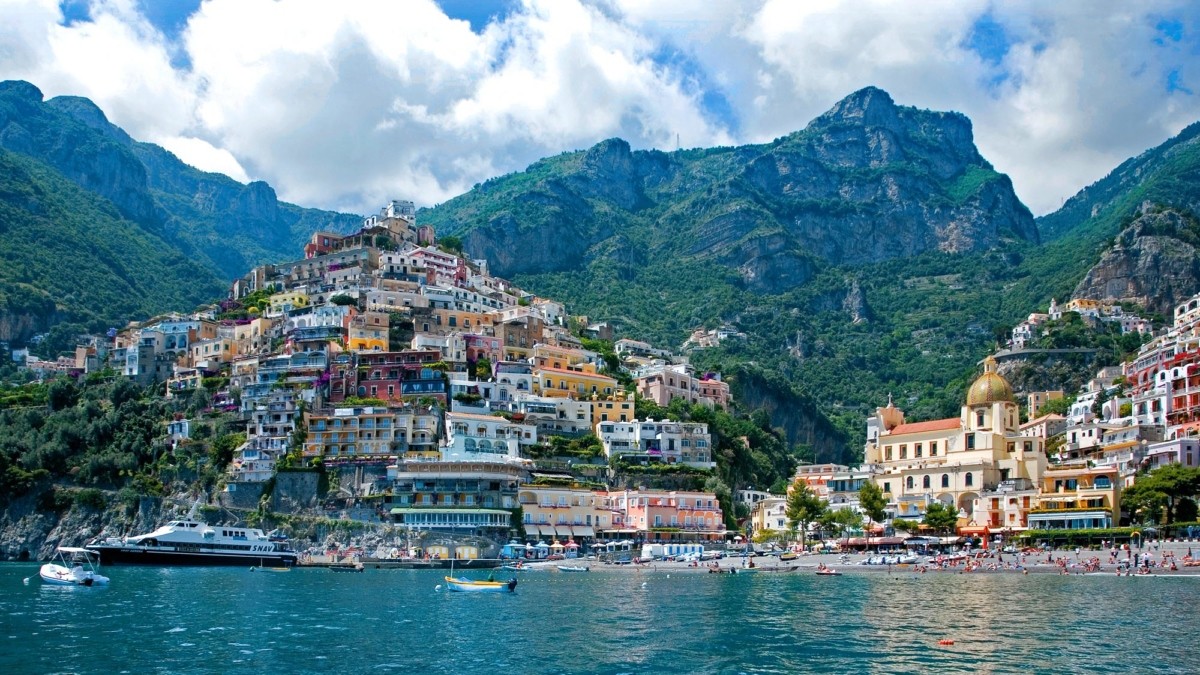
[864,357,1048,529]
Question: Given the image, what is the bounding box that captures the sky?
[1,0,1198,217]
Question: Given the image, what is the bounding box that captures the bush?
[74,487,107,510]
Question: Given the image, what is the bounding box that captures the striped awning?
[572,526,596,538]
[554,525,573,538]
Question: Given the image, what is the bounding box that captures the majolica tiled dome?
[966,356,1013,405]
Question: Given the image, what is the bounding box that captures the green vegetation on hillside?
[0,374,240,507]
[0,148,226,337]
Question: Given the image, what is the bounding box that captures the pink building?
[596,489,724,542]
[635,364,731,409]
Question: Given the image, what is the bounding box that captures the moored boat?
[39,547,110,586]
[443,576,518,593]
[556,565,589,572]
[86,502,297,567]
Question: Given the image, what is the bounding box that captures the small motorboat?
[444,576,518,593]
[556,565,590,572]
[250,566,292,572]
[329,563,364,573]
[779,551,799,562]
[40,547,110,586]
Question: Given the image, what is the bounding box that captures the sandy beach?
[533,540,1200,576]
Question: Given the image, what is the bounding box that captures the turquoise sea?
[1,563,1196,674]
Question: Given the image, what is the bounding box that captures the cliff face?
[729,367,850,465]
[1072,207,1200,315]
[424,87,1038,289]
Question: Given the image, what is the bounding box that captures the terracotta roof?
[887,418,961,435]
[1021,413,1065,428]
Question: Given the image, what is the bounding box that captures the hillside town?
[15,201,734,554]
[11,201,1200,556]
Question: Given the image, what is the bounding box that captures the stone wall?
[272,471,320,512]
[217,482,267,510]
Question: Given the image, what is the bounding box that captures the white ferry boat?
[86,504,297,567]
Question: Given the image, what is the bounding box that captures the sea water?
[1,564,1195,674]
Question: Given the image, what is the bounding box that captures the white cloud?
[158,135,250,183]
[0,0,1197,217]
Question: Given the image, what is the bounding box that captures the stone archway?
[957,492,979,517]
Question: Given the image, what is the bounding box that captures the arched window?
[965,472,974,487]
[906,476,914,490]
[923,475,931,489]
[941,474,950,488]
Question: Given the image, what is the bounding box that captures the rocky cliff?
[422,86,1038,290]
[1072,206,1200,316]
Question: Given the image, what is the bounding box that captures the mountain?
[416,88,1045,463]
[1037,121,1200,243]
[0,80,360,343]
[0,147,225,342]
[423,87,1037,293]
[0,80,358,283]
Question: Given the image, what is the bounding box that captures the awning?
[554,525,573,538]
[958,526,991,535]
[533,525,552,538]
[572,526,596,538]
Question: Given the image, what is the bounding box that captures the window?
[915,443,923,458]
[976,411,985,427]
[965,473,974,487]
[900,445,908,460]
[883,482,891,494]
[941,474,950,488]
[930,442,938,456]
[966,434,975,450]
[906,476,914,490]
[923,475,930,489]
[885,446,893,461]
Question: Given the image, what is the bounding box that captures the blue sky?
[13,1,1198,215]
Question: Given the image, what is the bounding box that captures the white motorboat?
[39,547,110,586]
[86,501,297,567]
[556,565,590,572]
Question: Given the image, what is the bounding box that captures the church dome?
[966,356,1013,406]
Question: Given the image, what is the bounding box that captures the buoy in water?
[938,639,955,646]
[434,585,442,592]
[23,577,30,585]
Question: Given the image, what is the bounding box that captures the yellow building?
[518,484,608,542]
[348,312,389,352]
[1028,463,1121,529]
[532,343,592,371]
[591,392,635,426]
[303,405,440,459]
[750,497,787,534]
[866,357,1047,528]
[432,308,493,333]
[534,366,617,400]
[189,337,234,366]
[268,290,309,315]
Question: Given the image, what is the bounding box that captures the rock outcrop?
[1072,207,1200,315]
